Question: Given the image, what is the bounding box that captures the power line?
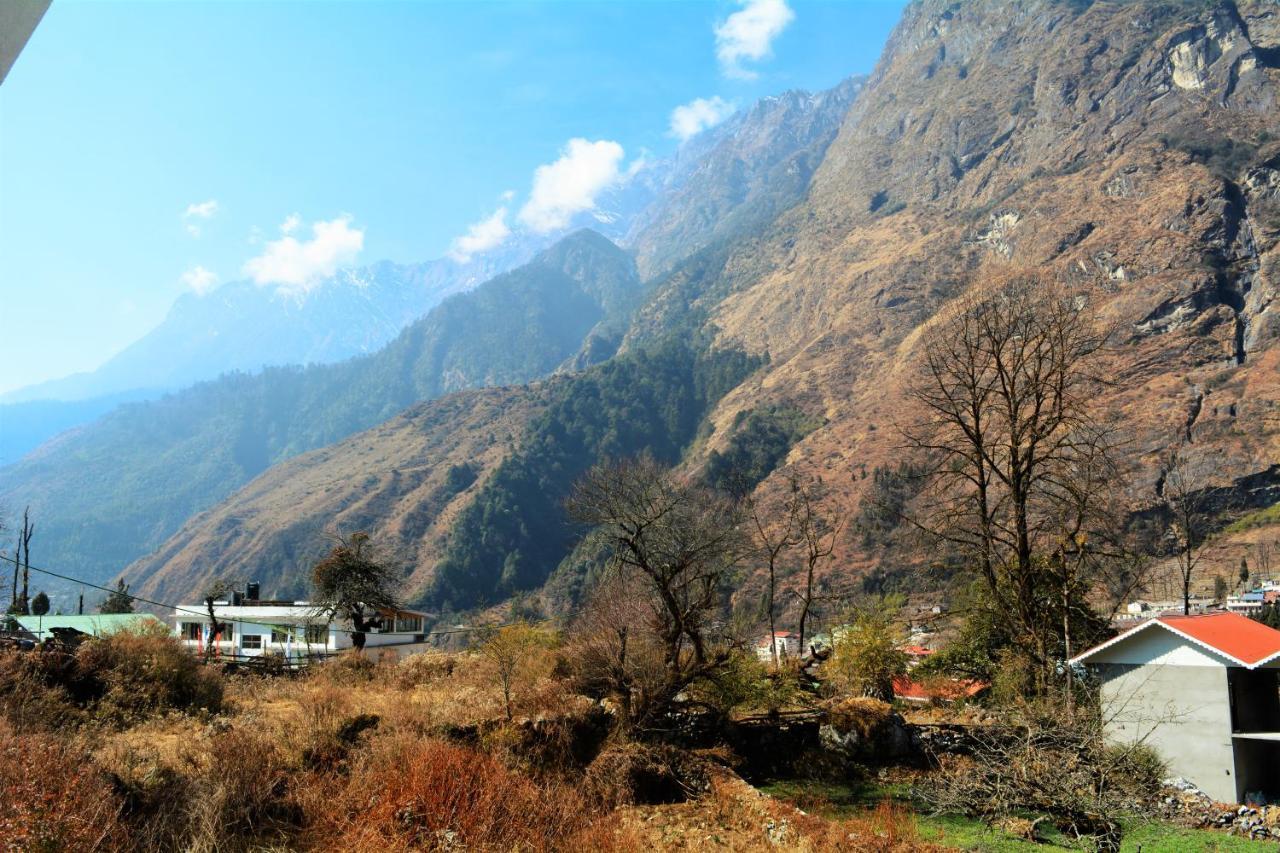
[0,553,543,639]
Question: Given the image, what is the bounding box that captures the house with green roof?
[12,613,164,643]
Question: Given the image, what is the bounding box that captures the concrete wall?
[1092,628,1237,802]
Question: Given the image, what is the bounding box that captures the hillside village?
[4,0,1280,850]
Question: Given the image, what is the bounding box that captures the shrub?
[692,650,804,716]
[583,741,711,808]
[76,624,223,723]
[0,626,222,729]
[298,732,610,851]
[393,652,455,689]
[0,722,128,851]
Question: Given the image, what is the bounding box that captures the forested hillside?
[0,231,638,590]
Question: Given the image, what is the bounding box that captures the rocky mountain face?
[117,0,1280,617]
[623,76,865,280]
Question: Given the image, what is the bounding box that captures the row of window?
[179,622,328,645]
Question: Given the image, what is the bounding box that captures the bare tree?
[794,479,843,654]
[905,274,1126,694]
[567,456,748,725]
[477,622,554,721]
[201,579,233,659]
[311,531,401,652]
[1160,442,1214,616]
[743,475,802,667]
[7,508,33,616]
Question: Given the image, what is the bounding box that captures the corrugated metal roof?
[1072,612,1280,669]
[14,613,164,638]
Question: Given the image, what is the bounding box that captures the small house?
[173,584,431,662]
[756,631,800,663]
[1072,612,1280,804]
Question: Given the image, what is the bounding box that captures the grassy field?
[758,779,1268,852]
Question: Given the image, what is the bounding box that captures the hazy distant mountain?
[0,230,640,593]
[2,249,539,406]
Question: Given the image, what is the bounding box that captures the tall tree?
[1160,442,1214,616]
[743,474,802,667]
[794,478,843,653]
[311,531,401,652]
[567,456,748,724]
[905,274,1131,695]
[8,508,33,616]
[30,592,49,616]
[99,579,135,614]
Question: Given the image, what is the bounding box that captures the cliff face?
[127,0,1280,611]
[655,0,1280,589]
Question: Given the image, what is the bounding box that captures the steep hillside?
[623,76,864,280]
[129,339,759,606]
[119,0,1280,618]
[0,231,637,590]
[675,0,1280,601]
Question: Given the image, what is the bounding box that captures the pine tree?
[99,580,135,614]
[30,592,49,616]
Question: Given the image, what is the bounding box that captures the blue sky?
[0,0,905,394]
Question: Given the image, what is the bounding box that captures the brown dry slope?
[653,0,1280,593]
[135,387,542,605]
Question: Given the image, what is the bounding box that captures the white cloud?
[448,206,512,263]
[280,213,301,234]
[182,199,219,237]
[714,0,795,79]
[180,265,219,296]
[669,96,736,141]
[517,139,628,233]
[242,215,364,293]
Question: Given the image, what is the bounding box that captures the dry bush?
[921,703,1165,849]
[0,648,85,730]
[393,651,455,688]
[184,728,294,852]
[0,721,129,852]
[308,649,383,685]
[584,741,711,808]
[0,628,222,730]
[296,731,613,851]
[825,696,894,740]
[97,724,295,852]
[77,625,224,724]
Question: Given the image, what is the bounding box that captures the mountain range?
[8,0,1280,622]
[0,74,864,600]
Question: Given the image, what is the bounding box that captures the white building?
[756,631,801,663]
[1072,612,1280,804]
[172,591,431,661]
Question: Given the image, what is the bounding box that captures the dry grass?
[2,639,961,852]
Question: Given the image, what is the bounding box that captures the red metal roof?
[1072,611,1280,669]
[893,676,987,702]
[1156,613,1280,666]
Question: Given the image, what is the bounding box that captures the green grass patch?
[756,778,1268,851]
[1224,502,1280,535]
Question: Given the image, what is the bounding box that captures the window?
[182,622,202,640]
[304,624,327,645]
[394,614,422,633]
[270,628,291,644]
[241,635,262,650]
[217,624,234,642]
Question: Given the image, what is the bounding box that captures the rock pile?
[1157,778,1280,841]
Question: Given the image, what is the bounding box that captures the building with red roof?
[1072,612,1280,804]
